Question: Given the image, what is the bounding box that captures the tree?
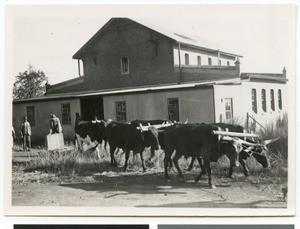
[13,65,48,99]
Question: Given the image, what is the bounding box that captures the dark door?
[80,97,104,121]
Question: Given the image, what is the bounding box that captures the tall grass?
[22,114,288,180]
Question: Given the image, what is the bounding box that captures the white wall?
[214,81,288,128]
[173,47,236,66]
[13,98,81,142]
[103,88,215,124]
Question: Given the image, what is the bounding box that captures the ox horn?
[262,137,280,145]
[148,123,151,126]
[184,118,188,124]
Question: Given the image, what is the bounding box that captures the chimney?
[235,56,241,77]
[282,67,287,78]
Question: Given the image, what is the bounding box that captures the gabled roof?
[73,17,242,59]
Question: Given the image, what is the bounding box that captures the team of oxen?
[75,119,278,189]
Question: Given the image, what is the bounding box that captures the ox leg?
[196,157,207,176]
[164,147,173,181]
[173,152,184,179]
[240,158,249,177]
[124,149,130,171]
[110,145,118,167]
[187,157,196,171]
[139,151,146,172]
[204,160,215,189]
[148,146,155,161]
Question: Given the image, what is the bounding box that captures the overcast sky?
[6,4,296,85]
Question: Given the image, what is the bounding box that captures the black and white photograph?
[4,4,296,216]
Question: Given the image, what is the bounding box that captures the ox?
[163,123,242,188]
[105,121,160,171]
[187,123,272,177]
[131,119,168,159]
[75,121,107,158]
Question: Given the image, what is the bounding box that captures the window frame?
[115,101,127,122]
[261,89,267,112]
[61,103,71,125]
[184,53,189,65]
[167,98,179,122]
[270,89,275,111]
[251,89,257,114]
[278,89,282,110]
[208,57,212,66]
[120,58,130,75]
[197,56,201,66]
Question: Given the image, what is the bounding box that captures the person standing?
[75,112,82,126]
[20,116,31,151]
[49,114,62,134]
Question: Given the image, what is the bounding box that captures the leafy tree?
[13,65,48,99]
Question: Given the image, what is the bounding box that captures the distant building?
[12,18,288,142]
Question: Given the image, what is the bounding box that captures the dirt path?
[12,168,286,208]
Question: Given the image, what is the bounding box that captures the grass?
[14,115,288,182]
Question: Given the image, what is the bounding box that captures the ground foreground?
[12,164,287,208]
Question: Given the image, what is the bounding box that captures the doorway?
[80,97,104,121]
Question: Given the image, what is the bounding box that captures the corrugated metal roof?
[73,17,242,59]
[13,78,241,104]
[241,73,288,83]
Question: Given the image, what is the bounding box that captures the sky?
[6,4,296,85]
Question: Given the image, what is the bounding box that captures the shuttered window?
[121,58,129,74]
[278,89,282,110]
[61,103,71,125]
[185,53,189,65]
[270,89,275,111]
[261,89,267,112]
[116,101,127,122]
[197,56,201,66]
[208,57,212,66]
[26,106,35,126]
[251,89,257,114]
[168,98,179,122]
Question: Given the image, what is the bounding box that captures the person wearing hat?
[20,116,31,151]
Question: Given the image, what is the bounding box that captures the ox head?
[135,124,160,150]
[228,140,243,167]
[242,137,279,168]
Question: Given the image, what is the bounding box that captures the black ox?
[163,123,243,189]
[75,120,107,157]
[105,121,160,171]
[188,123,272,177]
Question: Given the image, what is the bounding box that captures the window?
[167,98,179,122]
[197,56,201,66]
[115,101,127,122]
[208,57,212,66]
[270,89,275,111]
[224,98,233,123]
[121,58,129,74]
[219,60,222,66]
[227,61,230,66]
[61,103,71,125]
[261,89,267,112]
[184,53,189,65]
[251,89,257,114]
[26,106,35,126]
[278,89,282,110]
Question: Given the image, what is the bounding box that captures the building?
[12,18,288,142]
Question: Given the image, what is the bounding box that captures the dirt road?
[12,166,286,208]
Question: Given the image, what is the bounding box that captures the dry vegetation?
[14,114,287,183]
